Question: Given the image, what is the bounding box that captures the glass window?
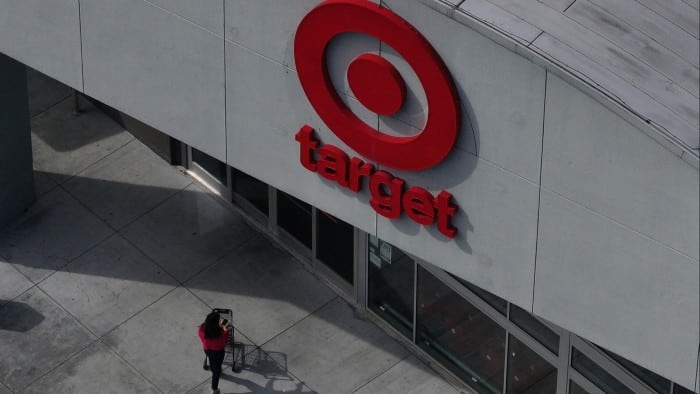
[673,383,695,394]
[316,211,354,285]
[417,266,505,393]
[569,381,590,394]
[601,349,670,394]
[368,236,414,339]
[451,275,508,316]
[232,170,268,215]
[192,148,227,185]
[506,335,557,393]
[510,304,559,355]
[277,191,312,249]
[571,348,634,394]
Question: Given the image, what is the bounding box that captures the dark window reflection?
[506,335,557,393]
[417,266,505,393]
[316,211,354,285]
[569,381,589,394]
[571,348,634,394]
[602,349,670,394]
[232,170,268,215]
[368,236,414,339]
[510,304,559,355]
[673,383,695,394]
[277,191,312,249]
[452,275,508,316]
[192,148,227,185]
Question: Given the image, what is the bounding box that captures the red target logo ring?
[294,0,461,171]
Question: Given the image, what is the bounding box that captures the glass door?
[315,210,354,286]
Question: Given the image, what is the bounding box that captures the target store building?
[1,0,698,393]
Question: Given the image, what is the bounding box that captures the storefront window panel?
[367,236,414,339]
[277,191,312,249]
[571,348,634,394]
[232,170,268,215]
[417,266,505,393]
[316,211,354,285]
[569,381,590,394]
[673,383,695,394]
[602,349,670,394]
[451,275,507,316]
[192,148,227,185]
[506,335,557,393]
[509,304,559,355]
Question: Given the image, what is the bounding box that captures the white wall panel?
[146,0,224,35]
[0,0,82,90]
[81,0,226,161]
[224,0,318,69]
[225,42,377,233]
[375,146,540,309]
[223,0,380,70]
[379,0,547,183]
[543,74,700,261]
[534,190,699,388]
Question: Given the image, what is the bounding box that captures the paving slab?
[0,259,33,304]
[39,234,178,337]
[33,170,58,196]
[27,68,72,118]
[264,297,410,393]
[121,183,256,283]
[187,235,337,345]
[0,188,114,282]
[64,139,192,230]
[102,286,212,393]
[354,355,462,394]
[188,349,314,394]
[31,98,133,185]
[23,341,159,394]
[0,287,96,391]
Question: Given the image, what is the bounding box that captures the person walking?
[198,311,230,394]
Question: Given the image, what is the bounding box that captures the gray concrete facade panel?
[81,0,226,161]
[382,0,547,183]
[375,147,540,310]
[531,33,700,154]
[0,0,82,90]
[542,74,700,261]
[145,0,224,35]
[534,190,699,388]
[224,0,318,69]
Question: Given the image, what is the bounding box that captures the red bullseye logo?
[293,0,460,238]
[294,0,461,171]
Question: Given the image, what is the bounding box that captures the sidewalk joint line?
[350,352,411,393]
[30,93,73,120]
[258,295,339,350]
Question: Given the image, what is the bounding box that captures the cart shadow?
[221,343,313,393]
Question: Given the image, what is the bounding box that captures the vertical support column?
[0,53,35,229]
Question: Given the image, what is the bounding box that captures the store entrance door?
[314,210,355,293]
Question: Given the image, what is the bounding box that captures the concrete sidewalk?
[0,70,462,394]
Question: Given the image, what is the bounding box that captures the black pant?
[205,349,225,390]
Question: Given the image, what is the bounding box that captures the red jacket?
[198,325,229,351]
